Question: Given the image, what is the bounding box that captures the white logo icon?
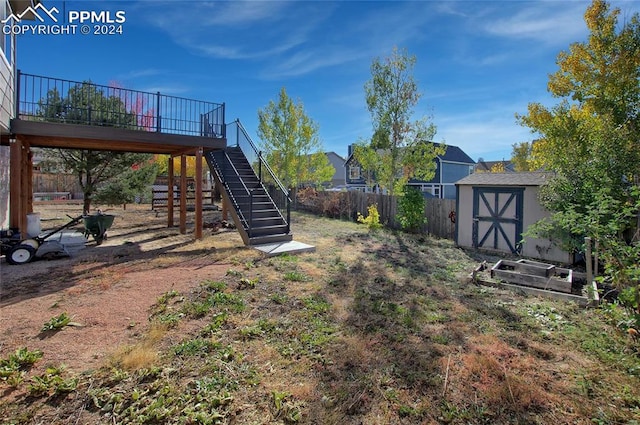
[1,3,59,24]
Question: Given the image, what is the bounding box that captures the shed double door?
[472,187,523,254]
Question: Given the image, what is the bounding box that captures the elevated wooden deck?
[4,72,228,240]
[7,120,226,154]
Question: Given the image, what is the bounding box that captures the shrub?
[398,186,426,233]
[357,204,382,230]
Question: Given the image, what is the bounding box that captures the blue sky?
[14,0,640,161]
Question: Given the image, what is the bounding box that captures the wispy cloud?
[142,1,440,79]
[144,1,288,29]
[261,2,440,79]
[117,69,163,80]
[481,2,588,45]
[434,96,544,160]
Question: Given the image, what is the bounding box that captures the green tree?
[351,140,380,188]
[518,0,640,307]
[94,161,159,207]
[37,82,156,214]
[257,87,335,189]
[356,47,444,195]
[398,186,426,233]
[510,142,534,172]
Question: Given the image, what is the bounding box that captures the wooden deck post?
[9,137,23,233]
[195,147,203,239]
[179,155,187,234]
[167,156,174,227]
[20,142,32,234]
[25,145,33,216]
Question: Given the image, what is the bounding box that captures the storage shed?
[455,172,572,264]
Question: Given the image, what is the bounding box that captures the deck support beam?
[167,156,174,227]
[9,137,33,236]
[195,147,203,239]
[179,155,187,234]
[9,137,23,233]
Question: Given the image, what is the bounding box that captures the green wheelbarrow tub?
[83,214,115,245]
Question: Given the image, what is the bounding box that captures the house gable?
[344,152,366,186]
[325,151,346,187]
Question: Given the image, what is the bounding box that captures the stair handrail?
[212,150,254,236]
[232,119,292,233]
[233,119,292,203]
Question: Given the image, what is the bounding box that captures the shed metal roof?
[455,172,554,186]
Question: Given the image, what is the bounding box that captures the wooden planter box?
[490,259,573,293]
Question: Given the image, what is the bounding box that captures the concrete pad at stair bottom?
[252,240,316,257]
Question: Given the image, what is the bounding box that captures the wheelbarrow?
[82,213,115,245]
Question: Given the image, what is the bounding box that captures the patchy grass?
[1,212,639,424]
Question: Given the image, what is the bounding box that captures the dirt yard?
[1,203,639,424]
[0,203,254,374]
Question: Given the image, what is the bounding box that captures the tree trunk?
[83,197,91,215]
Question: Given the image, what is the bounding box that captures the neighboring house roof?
[456,172,554,186]
[325,151,346,185]
[434,143,475,164]
[475,160,515,172]
[325,151,345,165]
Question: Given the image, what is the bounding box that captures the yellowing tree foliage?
[154,155,206,179]
[257,87,334,189]
[518,0,640,308]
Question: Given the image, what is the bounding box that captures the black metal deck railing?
[227,119,291,233]
[16,71,225,138]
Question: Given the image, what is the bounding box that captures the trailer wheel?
[7,244,36,265]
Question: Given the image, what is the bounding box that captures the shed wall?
[456,184,572,264]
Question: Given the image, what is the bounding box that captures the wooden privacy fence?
[293,189,456,239]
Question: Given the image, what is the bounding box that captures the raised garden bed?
[470,259,598,306]
[491,259,572,293]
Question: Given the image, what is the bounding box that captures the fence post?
[593,239,599,280]
[585,237,593,285]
